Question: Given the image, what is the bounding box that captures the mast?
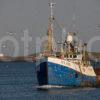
[46,2,56,54]
[49,2,56,21]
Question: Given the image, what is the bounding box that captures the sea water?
[0,61,100,100]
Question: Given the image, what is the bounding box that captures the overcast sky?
[0,0,100,56]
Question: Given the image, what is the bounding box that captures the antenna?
[62,28,66,43]
[69,0,78,32]
[72,13,76,31]
[48,2,56,20]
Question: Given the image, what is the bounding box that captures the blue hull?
[37,61,96,86]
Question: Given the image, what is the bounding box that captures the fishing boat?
[36,2,96,87]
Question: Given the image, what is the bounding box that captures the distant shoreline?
[0,52,99,62]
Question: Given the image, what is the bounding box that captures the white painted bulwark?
[48,57,96,77]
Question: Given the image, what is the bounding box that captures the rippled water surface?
[0,62,100,100]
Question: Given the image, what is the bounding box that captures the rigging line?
[53,18,64,44]
[53,18,63,36]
